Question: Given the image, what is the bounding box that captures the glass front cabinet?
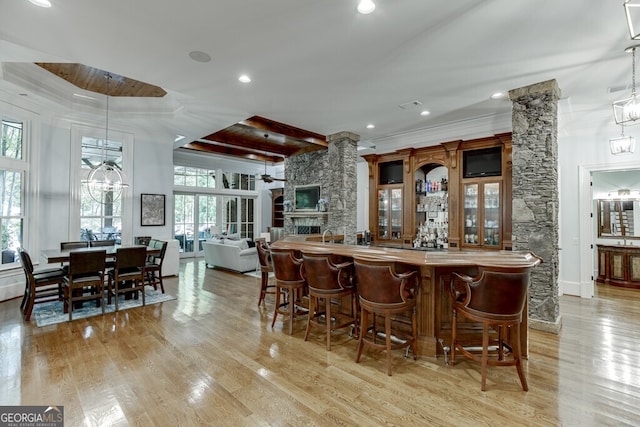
[462,181,501,248]
[378,187,403,240]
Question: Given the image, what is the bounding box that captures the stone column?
[509,79,561,333]
[327,131,359,244]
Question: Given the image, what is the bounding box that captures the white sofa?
[202,238,258,273]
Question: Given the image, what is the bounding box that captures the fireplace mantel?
[284,211,329,218]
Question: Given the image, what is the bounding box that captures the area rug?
[33,289,176,327]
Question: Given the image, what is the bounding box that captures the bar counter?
[271,239,541,358]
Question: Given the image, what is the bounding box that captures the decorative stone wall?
[509,79,561,333]
[284,132,358,243]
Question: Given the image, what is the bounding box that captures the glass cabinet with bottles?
[463,181,501,248]
[378,187,403,240]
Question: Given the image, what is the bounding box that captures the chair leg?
[355,307,367,363]
[411,308,418,360]
[512,323,528,391]
[141,279,146,306]
[325,297,332,351]
[258,272,268,306]
[287,287,295,335]
[481,322,490,391]
[157,274,164,293]
[451,309,457,365]
[271,286,281,329]
[304,295,315,342]
[384,315,393,376]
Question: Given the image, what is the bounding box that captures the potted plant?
[317,197,329,212]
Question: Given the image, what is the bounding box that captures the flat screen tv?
[463,147,502,178]
[379,160,403,184]
[295,185,320,211]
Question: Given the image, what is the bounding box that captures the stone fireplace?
[286,212,328,235]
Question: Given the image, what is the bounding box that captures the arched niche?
[414,162,449,249]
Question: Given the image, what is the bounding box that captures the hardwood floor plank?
[2,259,640,426]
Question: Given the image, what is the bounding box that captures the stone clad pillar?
[327,131,359,245]
[509,79,561,333]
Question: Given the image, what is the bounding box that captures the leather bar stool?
[256,238,275,307]
[301,250,357,351]
[270,247,307,335]
[450,256,542,391]
[353,256,419,376]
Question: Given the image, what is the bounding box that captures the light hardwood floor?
[1,259,639,426]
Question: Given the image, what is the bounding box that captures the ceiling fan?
[260,133,287,183]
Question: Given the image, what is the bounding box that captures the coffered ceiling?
[0,1,634,161]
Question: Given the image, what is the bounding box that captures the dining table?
[41,244,160,265]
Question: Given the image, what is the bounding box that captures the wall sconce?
[625,1,640,39]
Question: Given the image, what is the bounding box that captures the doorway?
[174,193,217,258]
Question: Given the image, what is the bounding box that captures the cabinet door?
[483,182,500,247]
[390,188,403,239]
[377,187,403,240]
[378,189,389,239]
[463,183,479,245]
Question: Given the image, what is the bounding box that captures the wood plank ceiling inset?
[35,63,167,97]
[180,115,328,163]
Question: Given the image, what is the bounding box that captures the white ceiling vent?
[398,100,422,109]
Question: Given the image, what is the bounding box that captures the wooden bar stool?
[353,256,419,376]
[450,257,541,391]
[301,250,357,351]
[270,247,307,335]
[256,238,276,307]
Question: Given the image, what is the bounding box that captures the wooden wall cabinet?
[364,133,512,250]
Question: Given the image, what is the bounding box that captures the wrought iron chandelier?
[86,73,128,203]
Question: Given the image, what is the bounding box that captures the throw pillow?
[246,239,256,248]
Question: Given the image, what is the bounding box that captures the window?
[221,171,255,190]
[174,166,215,188]
[70,124,133,245]
[80,137,123,242]
[0,119,25,266]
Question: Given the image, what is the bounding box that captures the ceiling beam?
[180,142,284,163]
[240,115,328,148]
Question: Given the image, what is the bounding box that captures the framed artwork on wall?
[141,193,165,226]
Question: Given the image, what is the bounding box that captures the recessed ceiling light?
[420,110,431,116]
[188,50,211,63]
[238,74,251,83]
[357,0,376,14]
[366,124,375,129]
[491,92,506,99]
[28,0,51,7]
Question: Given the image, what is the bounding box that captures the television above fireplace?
[295,185,320,211]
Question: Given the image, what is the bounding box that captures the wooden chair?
[353,256,419,376]
[60,241,89,250]
[18,248,66,321]
[89,239,116,247]
[108,246,147,311]
[145,240,167,293]
[256,238,275,306]
[301,251,357,351]
[63,250,106,321]
[270,247,307,335]
[450,257,542,391]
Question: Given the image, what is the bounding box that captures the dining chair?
[89,239,116,247]
[108,246,147,311]
[256,238,275,307]
[18,248,66,321]
[63,250,106,321]
[144,240,167,293]
[270,247,307,335]
[60,241,89,250]
[353,256,419,376]
[301,250,357,351]
[450,258,541,391]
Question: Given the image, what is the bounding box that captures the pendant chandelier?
[609,124,636,154]
[86,73,128,203]
[612,45,640,125]
[625,1,640,40]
